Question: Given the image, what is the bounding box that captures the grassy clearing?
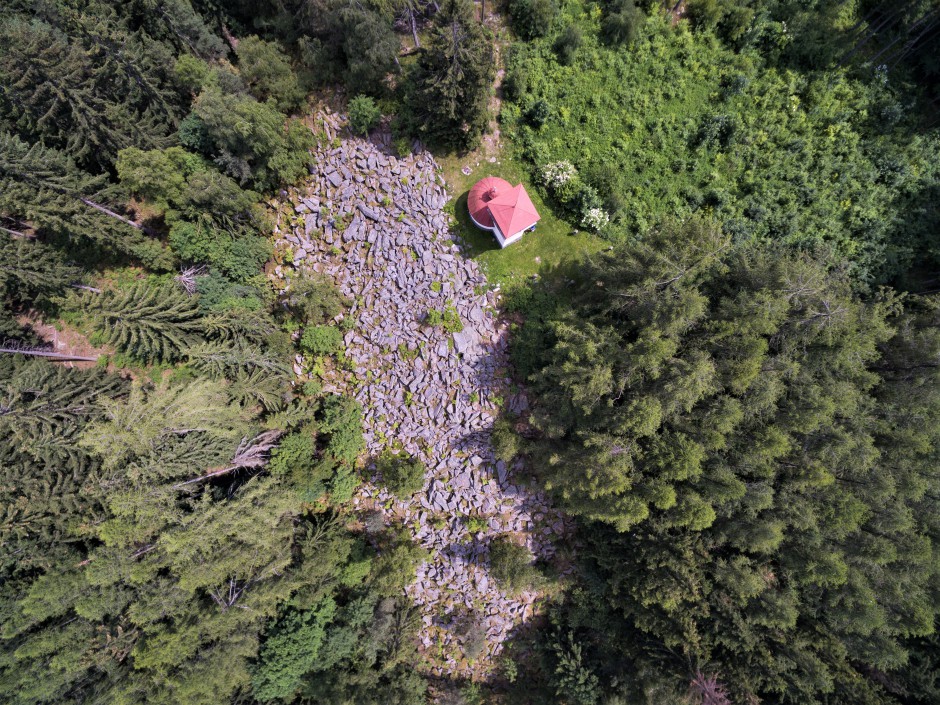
[498,5,940,282]
[439,152,605,288]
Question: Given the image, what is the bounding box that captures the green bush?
[464,516,489,534]
[285,272,346,324]
[489,536,541,595]
[602,0,645,46]
[553,25,582,65]
[425,304,463,333]
[348,95,382,135]
[300,325,344,356]
[236,36,304,111]
[527,99,551,128]
[320,395,364,465]
[492,417,522,462]
[174,54,211,94]
[169,220,271,283]
[268,428,316,477]
[378,451,426,497]
[508,0,557,40]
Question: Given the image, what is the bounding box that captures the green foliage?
[491,417,522,462]
[503,10,940,281]
[553,25,583,65]
[601,0,645,46]
[300,325,344,356]
[425,303,463,332]
[552,632,601,705]
[367,529,428,598]
[464,515,489,534]
[0,13,180,170]
[520,220,940,702]
[0,235,80,310]
[170,219,272,282]
[174,54,211,94]
[80,378,243,469]
[192,86,314,189]
[527,99,551,128]
[348,95,382,135]
[0,358,126,575]
[508,0,558,40]
[118,145,271,280]
[321,398,365,464]
[77,281,202,363]
[335,6,401,96]
[0,5,415,704]
[253,598,337,701]
[284,271,347,324]
[377,451,426,497]
[0,132,171,268]
[116,146,205,212]
[402,0,496,150]
[236,36,304,111]
[489,536,541,595]
[269,428,317,477]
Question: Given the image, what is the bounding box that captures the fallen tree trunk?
[0,346,99,362]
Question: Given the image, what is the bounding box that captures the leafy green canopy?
[518,220,940,702]
[117,146,271,281]
[504,11,940,282]
[235,36,305,112]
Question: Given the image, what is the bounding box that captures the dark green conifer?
[78,281,203,362]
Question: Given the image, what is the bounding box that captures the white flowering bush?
[581,207,609,231]
[541,160,577,189]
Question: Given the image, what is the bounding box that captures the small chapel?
[467,177,541,248]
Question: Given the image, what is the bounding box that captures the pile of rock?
[271,112,566,677]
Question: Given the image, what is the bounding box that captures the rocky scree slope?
[270,112,566,677]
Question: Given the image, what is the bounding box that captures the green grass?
[497,6,940,281]
[440,153,604,288]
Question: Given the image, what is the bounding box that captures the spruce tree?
[77,281,203,362]
[0,358,127,578]
[404,0,495,149]
[0,14,179,169]
[520,220,940,703]
[0,234,80,307]
[0,132,171,267]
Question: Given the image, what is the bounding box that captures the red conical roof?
[487,184,540,237]
[468,177,511,229]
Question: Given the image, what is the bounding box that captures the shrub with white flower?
[541,160,577,189]
[581,207,609,231]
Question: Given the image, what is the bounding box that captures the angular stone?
[357,203,380,221]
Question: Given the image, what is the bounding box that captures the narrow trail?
[271,111,566,677]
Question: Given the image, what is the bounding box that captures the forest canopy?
[1,0,939,703]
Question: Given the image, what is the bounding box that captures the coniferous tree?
[0,132,171,267]
[121,0,228,60]
[0,14,179,169]
[0,357,127,577]
[519,220,940,703]
[403,0,495,149]
[77,281,203,362]
[0,234,80,307]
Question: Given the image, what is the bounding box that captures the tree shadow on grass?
[451,190,502,257]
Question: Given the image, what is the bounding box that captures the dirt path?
[271,112,566,678]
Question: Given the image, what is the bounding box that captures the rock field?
[270,112,565,677]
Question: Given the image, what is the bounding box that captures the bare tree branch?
[173,430,284,488]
